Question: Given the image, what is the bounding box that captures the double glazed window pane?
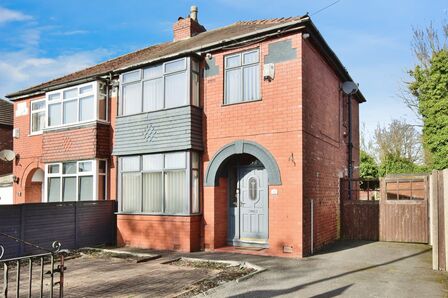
[165,170,187,214]
[143,172,163,213]
[48,103,61,126]
[192,169,199,213]
[243,65,260,101]
[122,173,141,212]
[225,69,242,104]
[63,88,77,99]
[48,177,61,202]
[143,78,163,111]
[32,111,45,133]
[63,100,77,124]
[80,96,94,121]
[165,72,187,108]
[123,83,141,115]
[79,176,93,201]
[122,156,140,172]
[62,177,77,201]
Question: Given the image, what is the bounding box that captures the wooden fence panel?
[342,200,379,240]
[0,201,116,258]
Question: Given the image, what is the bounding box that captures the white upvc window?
[119,151,200,215]
[45,81,108,129]
[224,48,261,104]
[120,57,200,116]
[30,99,46,134]
[45,159,107,202]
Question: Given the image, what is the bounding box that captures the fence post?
[431,170,439,270]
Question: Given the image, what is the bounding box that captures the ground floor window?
[45,159,107,202]
[119,151,200,215]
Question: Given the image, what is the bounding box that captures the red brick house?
[6,7,364,257]
[0,99,13,176]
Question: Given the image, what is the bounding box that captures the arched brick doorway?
[24,168,44,203]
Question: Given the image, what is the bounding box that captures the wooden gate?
[379,175,429,243]
[341,175,429,244]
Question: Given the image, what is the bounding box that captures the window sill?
[28,131,43,137]
[115,212,202,217]
[222,98,262,107]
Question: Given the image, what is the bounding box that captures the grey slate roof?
[5,16,366,102]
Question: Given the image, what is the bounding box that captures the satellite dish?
[342,81,359,95]
[0,150,16,162]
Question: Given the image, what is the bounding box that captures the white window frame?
[30,98,46,135]
[118,151,200,215]
[45,81,109,130]
[224,48,261,104]
[44,159,108,202]
[119,57,200,116]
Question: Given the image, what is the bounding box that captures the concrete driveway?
[187,241,446,297]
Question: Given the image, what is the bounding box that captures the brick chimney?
[173,6,206,41]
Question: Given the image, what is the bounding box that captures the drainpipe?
[310,199,314,255]
[348,93,353,200]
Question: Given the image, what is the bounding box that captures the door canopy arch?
[205,140,282,186]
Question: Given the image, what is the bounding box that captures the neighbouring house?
[0,98,13,205]
[5,7,364,257]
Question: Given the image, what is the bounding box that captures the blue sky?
[0,0,446,137]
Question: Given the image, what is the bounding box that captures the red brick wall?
[0,124,12,175]
[301,39,360,255]
[203,33,304,257]
[42,123,110,163]
[173,17,205,41]
[117,215,202,252]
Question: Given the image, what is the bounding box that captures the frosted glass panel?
[48,177,61,202]
[143,154,163,171]
[79,96,94,121]
[165,59,186,73]
[165,152,186,169]
[143,172,163,213]
[243,50,259,64]
[225,69,242,104]
[123,83,141,115]
[191,152,199,169]
[62,177,77,201]
[243,65,260,101]
[63,99,77,124]
[226,55,240,68]
[192,72,199,106]
[121,156,140,172]
[122,173,141,212]
[165,72,187,108]
[48,103,61,126]
[165,171,187,214]
[144,64,163,79]
[192,169,199,213]
[143,78,164,111]
[122,71,140,83]
[79,176,93,201]
[63,88,77,99]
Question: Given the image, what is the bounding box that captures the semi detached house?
[6,7,364,258]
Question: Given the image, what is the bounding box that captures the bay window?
[119,151,200,215]
[46,81,107,129]
[224,49,260,104]
[120,57,200,116]
[45,159,107,202]
[30,99,46,134]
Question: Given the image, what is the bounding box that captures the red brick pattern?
[117,215,202,252]
[173,17,206,41]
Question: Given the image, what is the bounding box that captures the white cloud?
[0,49,111,98]
[0,7,32,24]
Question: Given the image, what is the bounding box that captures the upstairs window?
[120,57,199,116]
[30,99,46,134]
[224,49,260,104]
[46,81,107,129]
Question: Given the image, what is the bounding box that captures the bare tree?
[374,119,423,164]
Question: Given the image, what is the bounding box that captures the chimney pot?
[190,5,198,21]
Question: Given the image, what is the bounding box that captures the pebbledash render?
[6,7,364,257]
